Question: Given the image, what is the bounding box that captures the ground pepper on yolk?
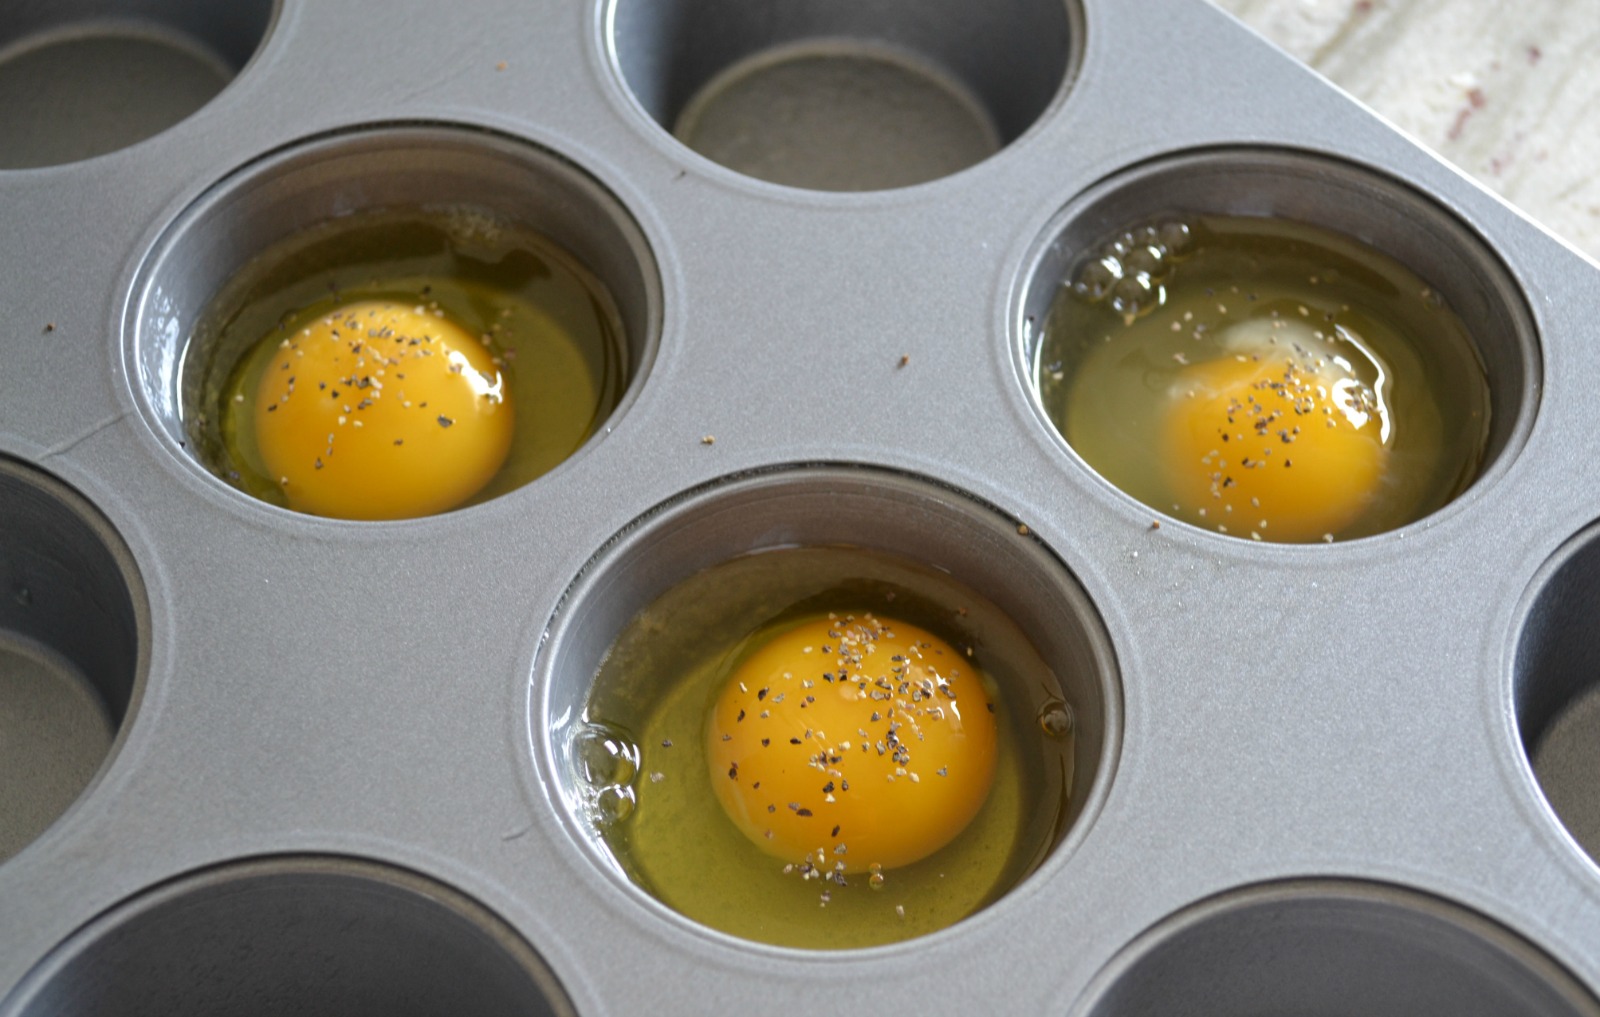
[705,613,998,875]
[1161,341,1388,542]
[251,299,513,520]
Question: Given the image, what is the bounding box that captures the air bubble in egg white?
[1069,219,1195,322]
[1110,274,1158,319]
[571,722,642,828]
[1039,700,1075,739]
[1122,245,1163,278]
[1073,258,1118,301]
[1157,221,1194,256]
[592,785,636,824]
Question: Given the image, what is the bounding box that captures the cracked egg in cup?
[545,471,1116,950]
[192,208,627,520]
[1019,150,1533,545]
[132,127,656,521]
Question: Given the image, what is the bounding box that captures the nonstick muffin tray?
[5,0,1600,1013]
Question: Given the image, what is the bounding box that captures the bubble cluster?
[572,723,641,826]
[1070,219,1195,322]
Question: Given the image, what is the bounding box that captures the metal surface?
[0,856,576,1016]
[0,460,140,863]
[2,0,1600,1012]
[0,1,274,169]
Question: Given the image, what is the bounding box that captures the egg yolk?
[706,614,997,873]
[1160,333,1388,542]
[252,300,513,520]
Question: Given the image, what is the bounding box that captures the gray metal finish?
[1073,881,1600,1017]
[1,0,1599,1012]
[0,460,141,862]
[0,0,274,169]
[1,857,576,1016]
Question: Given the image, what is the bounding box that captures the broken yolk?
[705,614,997,873]
[1160,345,1388,543]
[252,300,513,520]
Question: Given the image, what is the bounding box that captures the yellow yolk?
[706,614,997,873]
[1161,346,1388,542]
[252,300,513,520]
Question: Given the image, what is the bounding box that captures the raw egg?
[1160,318,1389,543]
[1034,214,1490,542]
[249,300,512,520]
[569,547,1076,949]
[187,207,630,519]
[706,614,997,873]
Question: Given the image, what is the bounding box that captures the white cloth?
[1211,0,1600,261]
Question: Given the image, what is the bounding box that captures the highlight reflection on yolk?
[706,614,997,873]
[252,300,513,520]
[1161,336,1388,543]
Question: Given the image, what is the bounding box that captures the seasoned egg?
[706,614,997,873]
[1035,214,1490,542]
[1161,319,1389,543]
[191,207,630,519]
[570,548,1076,949]
[249,300,513,520]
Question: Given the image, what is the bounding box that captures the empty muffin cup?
[127,124,659,520]
[0,458,144,864]
[538,465,1118,949]
[607,0,1080,190]
[0,1,274,169]
[0,856,575,1017]
[1068,880,1600,1017]
[1514,522,1600,866]
[1016,149,1537,544]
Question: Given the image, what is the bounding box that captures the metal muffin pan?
[3,0,1600,1012]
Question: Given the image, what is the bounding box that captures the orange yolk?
[1161,348,1387,542]
[252,300,513,520]
[706,614,997,873]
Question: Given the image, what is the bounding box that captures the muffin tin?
[4,0,1600,1012]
